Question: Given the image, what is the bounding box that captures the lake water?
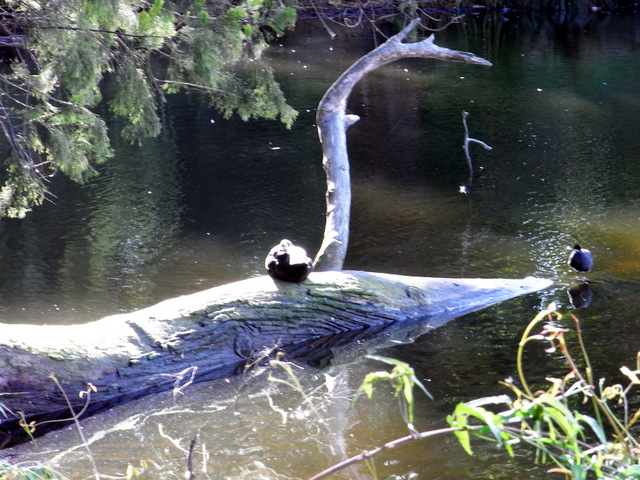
[3,10,640,479]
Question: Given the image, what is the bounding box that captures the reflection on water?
[59,126,185,313]
[3,11,640,480]
[0,122,185,322]
[568,281,593,308]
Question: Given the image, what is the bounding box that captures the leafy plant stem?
[516,303,556,397]
[48,374,100,480]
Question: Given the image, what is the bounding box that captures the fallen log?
[0,271,551,447]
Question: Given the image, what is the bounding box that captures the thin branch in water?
[187,429,200,480]
[158,423,190,454]
[418,13,465,32]
[343,6,364,28]
[308,0,338,38]
[160,365,198,404]
[307,425,475,480]
[461,110,492,191]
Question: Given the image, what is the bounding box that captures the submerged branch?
[461,110,493,188]
[307,425,479,480]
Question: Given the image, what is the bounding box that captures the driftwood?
[313,18,492,270]
[0,22,551,448]
[0,271,551,446]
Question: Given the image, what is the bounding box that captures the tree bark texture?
[0,271,550,446]
[313,19,492,270]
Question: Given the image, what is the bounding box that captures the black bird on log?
[265,239,313,282]
[568,245,593,273]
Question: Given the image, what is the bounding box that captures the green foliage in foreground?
[0,0,298,218]
[316,303,640,479]
[0,458,149,480]
[345,303,640,480]
[447,303,640,479]
[0,460,57,480]
[355,355,433,428]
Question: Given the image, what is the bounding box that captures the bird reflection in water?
[568,282,592,309]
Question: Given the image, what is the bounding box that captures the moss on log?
[0,271,551,447]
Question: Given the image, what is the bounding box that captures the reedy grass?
[0,459,63,480]
[310,303,640,479]
[1,377,149,480]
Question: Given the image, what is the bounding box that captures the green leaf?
[465,395,512,408]
[575,412,606,445]
[411,376,434,400]
[621,465,640,478]
[453,428,473,455]
[456,403,506,447]
[366,355,407,367]
[447,405,473,455]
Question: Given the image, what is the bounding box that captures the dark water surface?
[3,11,640,479]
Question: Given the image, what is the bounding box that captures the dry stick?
[187,429,201,480]
[461,110,492,188]
[307,425,477,480]
[49,374,100,480]
[309,0,338,38]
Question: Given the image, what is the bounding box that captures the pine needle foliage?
[0,0,298,217]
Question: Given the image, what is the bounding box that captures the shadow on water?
[0,133,185,323]
[2,11,640,479]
